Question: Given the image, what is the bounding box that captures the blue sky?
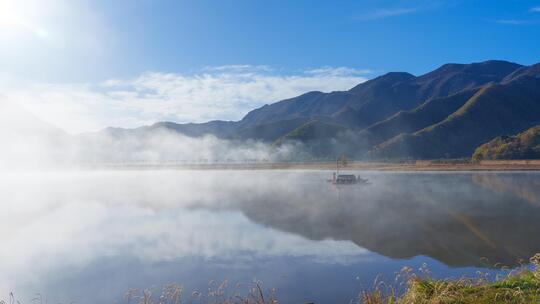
[79,0,540,79]
[1,0,540,132]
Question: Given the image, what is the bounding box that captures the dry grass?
[360,254,540,304]
[1,280,277,304]
[122,280,278,304]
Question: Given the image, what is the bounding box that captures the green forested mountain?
[370,73,540,159]
[356,89,479,149]
[472,125,540,161]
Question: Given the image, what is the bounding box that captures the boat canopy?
[336,174,357,183]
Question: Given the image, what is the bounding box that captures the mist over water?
[0,170,539,303]
[0,100,309,170]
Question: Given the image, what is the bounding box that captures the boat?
[328,156,369,185]
[331,173,369,185]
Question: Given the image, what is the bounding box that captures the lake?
[1,170,539,303]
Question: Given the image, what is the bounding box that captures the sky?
[1,0,540,133]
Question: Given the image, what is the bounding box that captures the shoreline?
[88,160,540,171]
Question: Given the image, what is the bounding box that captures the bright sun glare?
[0,0,48,38]
[0,0,24,28]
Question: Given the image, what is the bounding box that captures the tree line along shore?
[90,159,540,171]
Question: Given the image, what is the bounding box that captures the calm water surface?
[1,170,539,303]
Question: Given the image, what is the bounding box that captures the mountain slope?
[234,117,308,141]
[274,120,355,158]
[347,60,522,127]
[147,120,238,138]
[239,91,355,126]
[356,88,479,148]
[371,70,540,159]
[277,120,347,142]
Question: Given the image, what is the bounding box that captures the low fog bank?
[75,129,306,165]
[0,100,74,169]
[0,101,311,170]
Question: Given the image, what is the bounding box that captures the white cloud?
[352,0,455,22]
[530,7,540,12]
[495,19,539,25]
[305,66,372,77]
[3,66,368,134]
[356,7,418,21]
[202,64,275,73]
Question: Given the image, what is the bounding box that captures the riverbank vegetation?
[362,254,540,304]
[472,125,540,161]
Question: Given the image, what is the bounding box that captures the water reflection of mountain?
[472,173,540,207]
[229,173,540,268]
[14,171,539,269]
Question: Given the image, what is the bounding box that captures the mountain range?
[7,59,540,162]
[104,59,540,159]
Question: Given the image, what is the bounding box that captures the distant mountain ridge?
[98,60,540,160]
